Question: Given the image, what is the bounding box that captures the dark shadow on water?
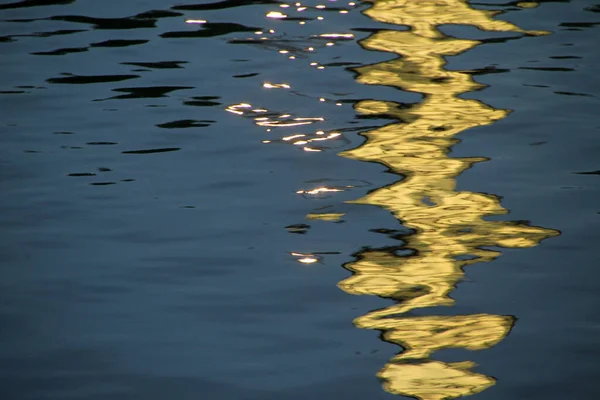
[0,0,75,10]
[120,61,188,69]
[161,22,261,39]
[171,0,278,11]
[94,86,194,101]
[46,74,140,84]
[156,120,213,129]
[122,148,181,154]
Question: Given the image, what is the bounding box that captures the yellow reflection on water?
[339,1,558,399]
[306,212,345,222]
[380,360,495,400]
[363,0,548,39]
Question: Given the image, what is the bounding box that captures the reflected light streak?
[291,252,319,264]
[261,129,345,151]
[319,33,354,39]
[335,1,559,399]
[227,102,325,130]
[283,134,306,141]
[185,19,206,24]
[257,120,313,127]
[306,213,345,222]
[263,82,291,89]
[294,117,324,121]
[296,187,343,195]
[267,11,287,19]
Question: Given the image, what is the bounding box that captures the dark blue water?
[1,1,599,399]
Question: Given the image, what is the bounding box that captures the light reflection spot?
[267,11,287,19]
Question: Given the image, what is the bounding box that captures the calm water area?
[1,0,599,399]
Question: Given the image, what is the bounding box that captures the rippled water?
[1,1,599,399]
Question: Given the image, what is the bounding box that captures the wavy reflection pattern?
[339,1,559,399]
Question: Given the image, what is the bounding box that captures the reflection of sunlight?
[224,3,557,397]
[226,100,347,150]
[338,1,558,399]
[291,252,319,264]
[318,33,354,39]
[362,0,549,39]
[380,360,495,400]
[226,103,325,128]
[263,82,291,89]
[306,213,345,222]
[296,187,343,195]
[266,11,287,19]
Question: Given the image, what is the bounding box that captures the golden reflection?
[517,2,540,8]
[380,361,495,400]
[224,3,557,396]
[363,0,549,39]
[337,1,559,399]
[306,213,345,222]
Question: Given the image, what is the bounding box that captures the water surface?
[1,0,599,399]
